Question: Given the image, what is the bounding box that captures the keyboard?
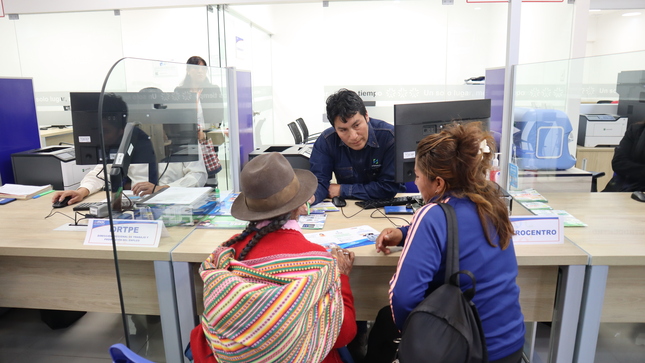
[355,195,423,209]
[72,202,105,211]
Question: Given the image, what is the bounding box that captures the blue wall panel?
[0,78,41,184]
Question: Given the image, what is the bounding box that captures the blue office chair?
[109,343,156,363]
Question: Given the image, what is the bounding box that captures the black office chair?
[288,121,303,144]
[295,118,320,143]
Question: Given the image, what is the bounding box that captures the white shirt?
[80,160,207,196]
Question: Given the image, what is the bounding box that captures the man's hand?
[375,227,403,255]
[328,184,341,198]
[51,188,89,206]
[132,182,168,196]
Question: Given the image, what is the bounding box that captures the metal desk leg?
[549,265,585,363]
[173,260,198,360]
[573,265,608,363]
[524,321,537,362]
[154,260,184,363]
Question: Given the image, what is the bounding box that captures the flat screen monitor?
[71,92,199,165]
[394,99,491,183]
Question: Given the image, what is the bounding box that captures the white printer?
[577,114,627,147]
[11,146,93,190]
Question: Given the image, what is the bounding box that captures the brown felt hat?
[231,152,317,221]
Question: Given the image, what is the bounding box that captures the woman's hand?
[331,246,355,276]
[293,196,315,219]
[375,227,403,255]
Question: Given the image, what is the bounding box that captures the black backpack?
[396,203,488,363]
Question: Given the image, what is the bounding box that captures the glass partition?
[508,50,645,363]
[95,57,232,362]
[507,50,645,194]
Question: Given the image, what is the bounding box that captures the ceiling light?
[622,12,642,17]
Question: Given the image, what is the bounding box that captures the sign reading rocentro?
[510,215,563,244]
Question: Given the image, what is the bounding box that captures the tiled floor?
[0,309,165,363]
[529,322,645,363]
[1,308,645,363]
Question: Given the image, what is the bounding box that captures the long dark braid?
[221,213,291,260]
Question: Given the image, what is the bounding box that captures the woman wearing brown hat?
[190,152,357,363]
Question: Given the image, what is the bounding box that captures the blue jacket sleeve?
[398,225,409,246]
[309,136,334,205]
[340,135,405,200]
[389,204,446,330]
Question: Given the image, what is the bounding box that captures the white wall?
[0,17,21,76]
[233,1,579,144]
[2,1,645,139]
[588,10,645,56]
[0,6,211,126]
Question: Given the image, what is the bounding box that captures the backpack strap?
[438,203,459,283]
[438,203,477,302]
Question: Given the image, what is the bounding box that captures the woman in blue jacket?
[373,122,525,363]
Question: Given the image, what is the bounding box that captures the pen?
[33,190,55,199]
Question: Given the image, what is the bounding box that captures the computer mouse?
[631,191,645,203]
[332,196,346,208]
[52,195,72,208]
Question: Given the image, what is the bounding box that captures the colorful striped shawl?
[199,246,344,363]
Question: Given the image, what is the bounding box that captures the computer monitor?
[617,70,645,127]
[70,91,199,165]
[393,99,491,183]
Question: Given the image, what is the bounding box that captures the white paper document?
[303,225,379,249]
[141,187,212,205]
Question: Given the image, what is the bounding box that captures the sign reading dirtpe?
[510,215,563,244]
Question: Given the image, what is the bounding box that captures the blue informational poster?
[0,78,41,184]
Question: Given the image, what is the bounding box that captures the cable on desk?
[369,208,411,228]
[44,209,75,222]
[339,206,366,219]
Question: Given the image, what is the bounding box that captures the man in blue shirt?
[310,88,406,204]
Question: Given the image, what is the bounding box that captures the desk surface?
[0,193,192,261]
[172,195,588,326]
[536,192,645,266]
[172,198,588,266]
[39,127,73,137]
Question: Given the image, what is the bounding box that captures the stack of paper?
[532,209,587,227]
[140,187,212,206]
[0,184,52,199]
[298,214,327,229]
[508,188,548,203]
[309,202,340,214]
[197,215,247,229]
[140,187,212,226]
[520,201,553,210]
